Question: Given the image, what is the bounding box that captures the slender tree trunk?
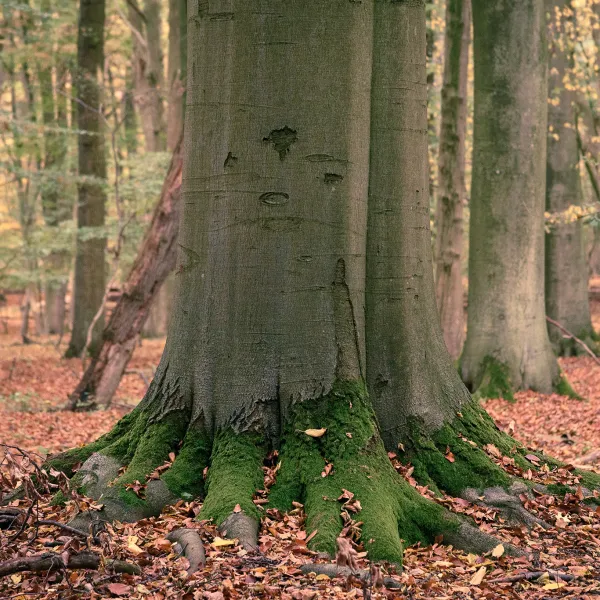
[461,0,560,397]
[39,2,70,335]
[66,0,107,358]
[545,0,595,355]
[67,138,183,409]
[129,0,166,153]
[434,0,470,360]
[166,0,184,152]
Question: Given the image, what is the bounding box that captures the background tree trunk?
[461,0,559,396]
[67,138,183,409]
[434,0,470,361]
[129,0,165,153]
[66,0,107,358]
[545,0,595,355]
[166,0,184,152]
[39,0,70,335]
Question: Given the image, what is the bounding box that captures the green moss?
[554,375,583,400]
[47,409,141,478]
[270,380,457,564]
[474,356,514,401]
[199,429,265,526]
[50,490,67,506]
[111,411,188,506]
[161,425,211,499]
[546,483,570,497]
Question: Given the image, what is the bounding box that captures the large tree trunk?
[67,139,183,410]
[545,0,595,355]
[49,0,598,565]
[129,0,166,153]
[461,0,560,398]
[434,0,470,361]
[65,0,107,358]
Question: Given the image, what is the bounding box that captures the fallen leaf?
[304,428,327,438]
[212,537,237,548]
[491,544,504,558]
[107,583,132,597]
[127,535,144,555]
[470,566,487,586]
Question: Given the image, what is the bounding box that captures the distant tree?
[39,0,71,335]
[65,0,107,358]
[434,0,471,360]
[128,0,166,153]
[545,0,596,355]
[461,0,564,398]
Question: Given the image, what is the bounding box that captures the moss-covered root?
[199,431,265,551]
[54,408,212,528]
[269,381,505,565]
[469,356,514,402]
[402,399,596,525]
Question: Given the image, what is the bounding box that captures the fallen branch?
[546,316,600,365]
[300,563,403,590]
[488,570,575,584]
[37,519,88,539]
[0,551,140,578]
[166,528,206,574]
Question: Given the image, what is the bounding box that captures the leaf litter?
[1,334,600,597]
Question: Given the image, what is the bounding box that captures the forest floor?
[1,299,600,598]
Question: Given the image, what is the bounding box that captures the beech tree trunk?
[129,0,166,153]
[434,0,470,360]
[67,138,183,410]
[461,0,560,397]
[50,0,598,565]
[545,0,594,355]
[167,0,185,151]
[66,0,107,358]
[39,1,70,335]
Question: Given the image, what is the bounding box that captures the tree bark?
[461,0,560,396]
[67,137,183,409]
[545,0,595,356]
[66,0,107,358]
[129,0,166,153]
[434,0,470,361]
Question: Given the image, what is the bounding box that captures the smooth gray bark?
[545,0,594,354]
[461,0,559,394]
[366,0,471,448]
[147,0,373,430]
[434,0,470,360]
[66,0,107,358]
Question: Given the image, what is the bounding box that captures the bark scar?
[332,258,363,381]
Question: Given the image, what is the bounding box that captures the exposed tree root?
[44,379,600,565]
[166,528,206,574]
[0,551,140,578]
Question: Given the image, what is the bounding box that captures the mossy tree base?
[46,380,597,564]
[465,355,581,401]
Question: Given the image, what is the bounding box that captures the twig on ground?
[488,570,575,584]
[546,316,600,365]
[0,551,140,578]
[299,563,402,590]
